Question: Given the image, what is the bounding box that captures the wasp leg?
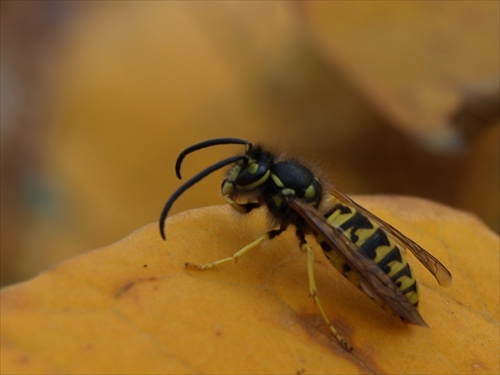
[297,231,353,351]
[185,227,285,270]
[224,195,260,214]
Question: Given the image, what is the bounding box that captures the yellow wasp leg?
[302,240,353,351]
[224,195,260,214]
[185,228,284,270]
[185,223,352,350]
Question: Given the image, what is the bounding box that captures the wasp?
[159,138,452,350]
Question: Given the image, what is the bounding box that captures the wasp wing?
[287,197,428,327]
[325,185,452,287]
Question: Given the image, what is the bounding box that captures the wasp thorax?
[270,161,322,207]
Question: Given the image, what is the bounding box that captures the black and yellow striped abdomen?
[316,201,420,308]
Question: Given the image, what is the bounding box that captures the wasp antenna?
[175,138,250,179]
[160,154,246,239]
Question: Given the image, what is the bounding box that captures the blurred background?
[1,1,498,286]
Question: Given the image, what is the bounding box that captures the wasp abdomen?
[318,203,420,307]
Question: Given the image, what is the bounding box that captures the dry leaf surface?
[1,196,499,374]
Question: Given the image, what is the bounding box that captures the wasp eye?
[237,162,268,186]
[231,150,273,191]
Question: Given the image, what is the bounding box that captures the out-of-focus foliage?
[1,2,498,285]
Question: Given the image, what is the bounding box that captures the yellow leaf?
[1,197,498,374]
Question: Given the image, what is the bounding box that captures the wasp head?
[159,137,253,239]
